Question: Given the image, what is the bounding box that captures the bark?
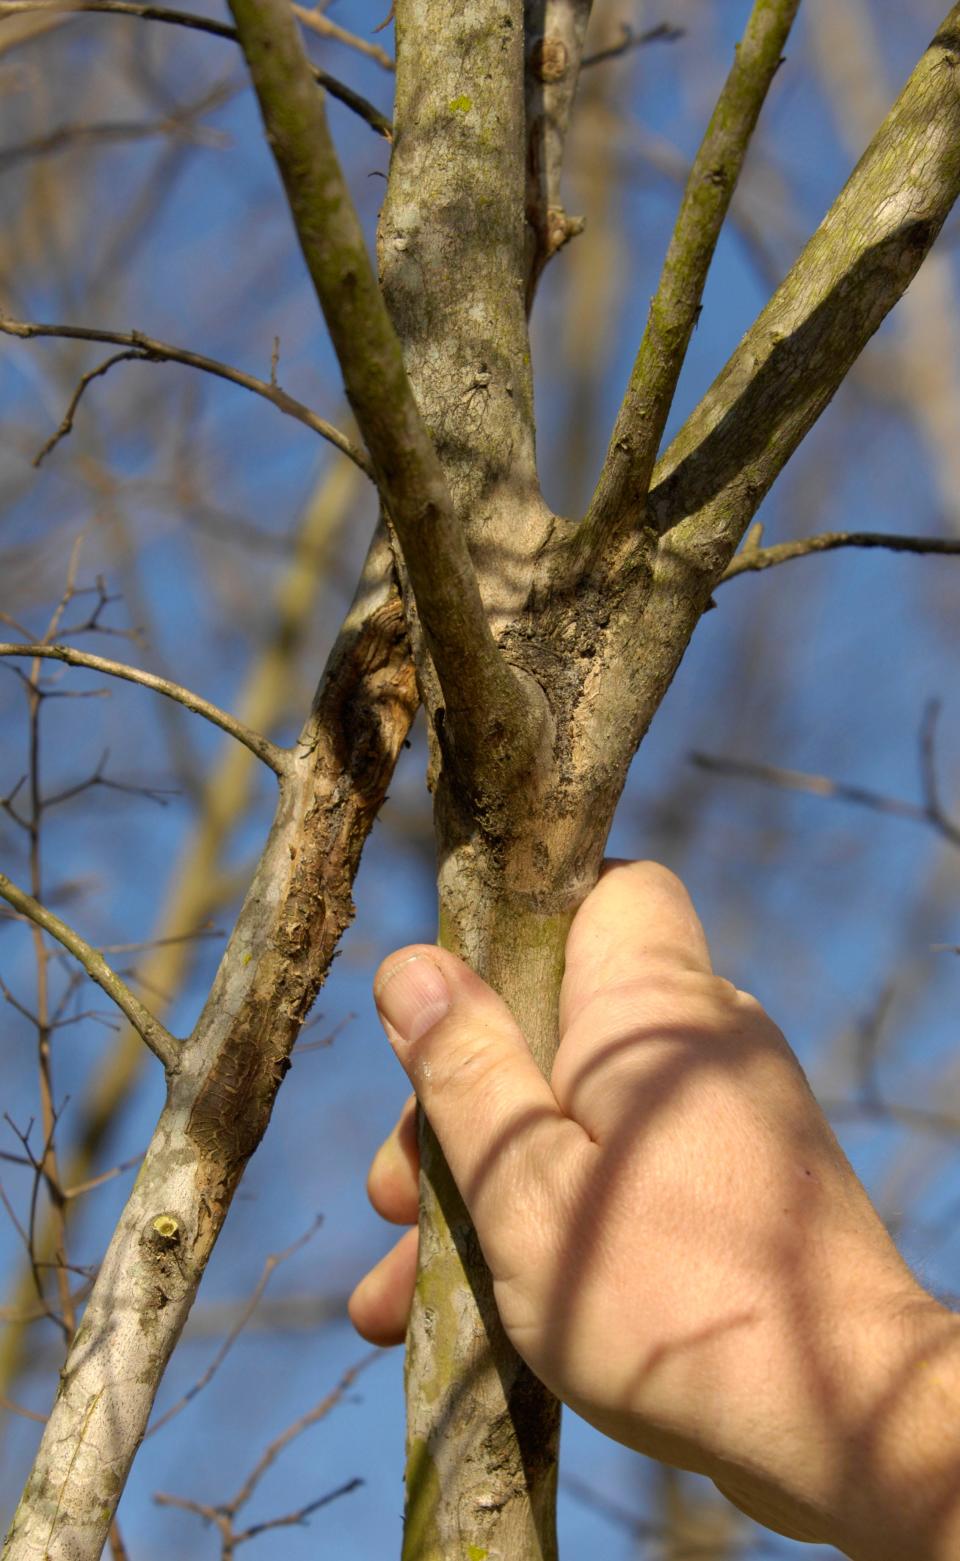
[2,532,418,1560]
[8,4,960,1557]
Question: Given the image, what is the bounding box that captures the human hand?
[350,862,960,1557]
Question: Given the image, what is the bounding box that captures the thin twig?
[581,20,684,67]
[0,85,235,174]
[231,1351,379,1514]
[720,523,960,582]
[98,927,221,954]
[291,3,393,70]
[583,0,800,556]
[0,1391,46,1424]
[0,317,373,478]
[0,872,180,1069]
[0,643,289,775]
[235,1478,363,1543]
[63,1154,144,1200]
[0,0,392,136]
[153,1353,377,1553]
[919,698,945,823]
[691,752,960,850]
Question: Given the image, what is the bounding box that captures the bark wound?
[187,590,416,1180]
[187,1017,290,1169]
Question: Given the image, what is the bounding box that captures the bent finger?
[367,1094,419,1225]
[348,1226,418,1346]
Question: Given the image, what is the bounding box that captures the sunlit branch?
[0,317,373,478]
[584,0,800,556]
[0,0,392,136]
[0,873,180,1070]
[0,643,289,775]
[523,0,592,308]
[719,524,960,581]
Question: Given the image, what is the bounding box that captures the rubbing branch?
[0,317,372,477]
[228,0,542,792]
[0,873,179,1069]
[584,0,800,555]
[649,7,960,571]
[0,644,288,775]
[720,523,960,581]
[0,0,392,137]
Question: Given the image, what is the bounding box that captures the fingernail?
[375,956,450,1044]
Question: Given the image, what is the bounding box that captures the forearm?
[719,1286,960,1558]
[838,1294,960,1561]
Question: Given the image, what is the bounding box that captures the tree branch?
[720,524,960,582]
[380,0,540,521]
[0,644,289,775]
[584,0,800,556]
[227,0,543,796]
[0,0,392,137]
[290,3,394,71]
[0,873,180,1070]
[0,317,373,477]
[649,7,960,573]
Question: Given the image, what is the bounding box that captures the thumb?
[373,947,574,1261]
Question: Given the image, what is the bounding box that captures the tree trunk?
[403,842,577,1558]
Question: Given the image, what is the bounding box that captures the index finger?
[559,860,713,1031]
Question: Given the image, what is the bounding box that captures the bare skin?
[350,861,960,1558]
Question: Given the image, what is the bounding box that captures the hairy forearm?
[713,1287,960,1558]
[841,1295,960,1561]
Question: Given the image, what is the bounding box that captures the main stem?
[403,843,577,1559]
